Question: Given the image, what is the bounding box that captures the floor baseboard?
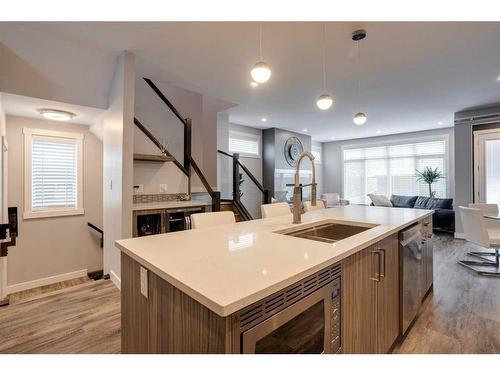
[109,270,121,290]
[6,269,88,294]
[454,232,466,239]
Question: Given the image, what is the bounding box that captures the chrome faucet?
[293,151,317,224]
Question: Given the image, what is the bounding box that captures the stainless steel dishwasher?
[400,223,424,335]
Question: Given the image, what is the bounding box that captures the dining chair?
[304,200,326,212]
[261,202,291,218]
[458,206,500,276]
[190,211,236,229]
[467,203,500,261]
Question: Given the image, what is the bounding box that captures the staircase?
[134,78,269,220]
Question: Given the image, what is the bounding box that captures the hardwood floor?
[0,233,498,354]
[395,233,500,354]
[0,279,120,354]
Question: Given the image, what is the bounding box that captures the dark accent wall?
[262,128,312,196]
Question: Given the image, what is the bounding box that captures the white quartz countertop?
[116,205,432,317]
[133,200,210,211]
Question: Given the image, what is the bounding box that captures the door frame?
[473,128,500,203]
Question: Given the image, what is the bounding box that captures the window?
[24,128,84,219]
[228,131,260,158]
[343,138,448,205]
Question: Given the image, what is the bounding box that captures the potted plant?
[415,167,443,198]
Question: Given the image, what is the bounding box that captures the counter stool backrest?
[191,211,236,229]
[261,202,291,218]
[304,200,326,212]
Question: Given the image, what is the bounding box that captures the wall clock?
[284,137,304,167]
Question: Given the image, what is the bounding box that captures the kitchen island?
[116,205,433,354]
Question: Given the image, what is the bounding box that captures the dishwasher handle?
[400,232,422,248]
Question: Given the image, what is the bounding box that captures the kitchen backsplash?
[133,193,190,204]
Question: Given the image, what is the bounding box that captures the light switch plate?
[140,266,148,298]
[160,184,168,193]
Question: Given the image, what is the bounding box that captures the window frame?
[341,134,450,204]
[228,130,261,158]
[23,128,84,219]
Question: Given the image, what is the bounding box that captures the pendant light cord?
[357,40,361,112]
[259,23,263,60]
[322,23,327,92]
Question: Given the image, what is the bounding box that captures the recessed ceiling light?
[376,130,382,134]
[250,81,259,87]
[303,128,308,132]
[497,75,500,81]
[38,109,75,122]
[261,117,267,122]
[331,136,336,140]
[438,121,444,125]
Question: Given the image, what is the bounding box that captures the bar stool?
[190,211,236,229]
[458,206,500,277]
[261,202,291,218]
[304,200,326,212]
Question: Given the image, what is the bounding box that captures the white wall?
[5,115,103,288]
[323,127,455,198]
[103,51,135,288]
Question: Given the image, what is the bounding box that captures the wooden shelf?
[133,153,175,163]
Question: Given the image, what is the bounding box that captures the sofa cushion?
[390,195,418,208]
[414,196,453,210]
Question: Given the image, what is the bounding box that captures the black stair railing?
[135,78,221,212]
[217,150,272,219]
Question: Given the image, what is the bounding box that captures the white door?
[474,128,500,205]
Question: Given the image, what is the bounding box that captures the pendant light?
[316,23,333,110]
[251,24,271,83]
[352,29,367,125]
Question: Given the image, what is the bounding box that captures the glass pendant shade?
[316,94,333,110]
[353,112,367,125]
[251,61,271,83]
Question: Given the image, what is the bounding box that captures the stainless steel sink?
[282,222,373,243]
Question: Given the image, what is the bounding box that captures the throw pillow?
[368,193,393,207]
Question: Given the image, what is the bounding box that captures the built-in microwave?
[235,264,341,354]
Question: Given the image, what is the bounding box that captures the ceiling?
[10,22,500,141]
[1,92,106,126]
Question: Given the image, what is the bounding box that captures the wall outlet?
[140,266,148,298]
[134,184,144,194]
[160,184,168,193]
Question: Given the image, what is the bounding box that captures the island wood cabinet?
[342,233,400,354]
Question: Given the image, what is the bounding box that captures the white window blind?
[32,138,78,210]
[229,131,260,157]
[343,139,448,204]
[24,128,84,219]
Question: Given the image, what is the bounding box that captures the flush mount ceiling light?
[38,109,76,122]
[352,29,367,125]
[250,24,271,84]
[316,23,334,111]
[261,117,268,122]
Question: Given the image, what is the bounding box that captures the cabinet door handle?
[378,248,386,278]
[371,250,381,282]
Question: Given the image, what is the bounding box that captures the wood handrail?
[143,78,187,127]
